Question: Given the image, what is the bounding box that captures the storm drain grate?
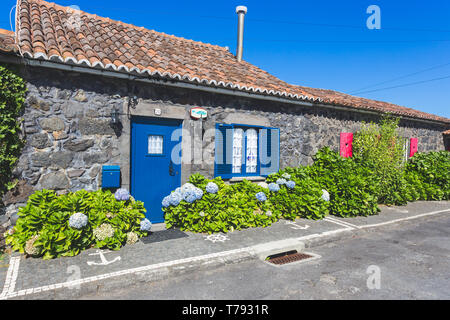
[266,250,315,265]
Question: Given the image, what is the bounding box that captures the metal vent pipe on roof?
[235,5,247,62]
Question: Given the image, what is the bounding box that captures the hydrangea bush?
[165,148,448,233]
[5,189,150,259]
[164,174,279,234]
[312,147,380,217]
[266,167,330,220]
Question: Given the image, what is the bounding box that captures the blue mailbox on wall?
[102,165,121,188]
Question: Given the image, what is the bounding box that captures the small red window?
[340,133,353,158]
[409,138,418,157]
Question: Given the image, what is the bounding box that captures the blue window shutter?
[260,127,280,176]
[215,123,233,179]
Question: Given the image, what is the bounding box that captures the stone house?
[0,0,448,225]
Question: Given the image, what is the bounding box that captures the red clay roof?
[3,0,449,124]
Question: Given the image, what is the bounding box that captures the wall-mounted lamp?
[111,108,120,125]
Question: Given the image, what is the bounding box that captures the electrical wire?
[351,75,450,95]
[244,38,450,44]
[70,4,450,34]
[350,62,450,94]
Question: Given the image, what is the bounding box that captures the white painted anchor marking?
[87,250,121,266]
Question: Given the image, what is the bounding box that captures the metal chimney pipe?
[235,5,247,62]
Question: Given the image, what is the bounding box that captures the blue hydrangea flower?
[140,218,152,232]
[162,196,171,208]
[276,178,287,185]
[268,183,280,192]
[256,192,267,202]
[321,189,330,202]
[181,183,196,193]
[169,192,183,206]
[193,187,203,200]
[114,188,130,201]
[183,190,198,203]
[205,182,219,194]
[282,173,291,179]
[69,212,88,229]
[286,181,296,189]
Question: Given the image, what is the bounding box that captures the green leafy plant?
[405,151,450,200]
[311,147,380,217]
[164,135,448,233]
[266,167,329,220]
[0,64,27,201]
[5,189,148,259]
[164,176,279,234]
[353,115,408,205]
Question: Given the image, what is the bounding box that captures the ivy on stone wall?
[0,64,26,203]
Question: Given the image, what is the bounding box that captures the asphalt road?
[80,213,450,300]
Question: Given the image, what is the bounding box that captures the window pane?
[246,129,258,173]
[148,135,163,154]
[232,128,243,173]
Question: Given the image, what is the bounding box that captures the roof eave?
[1,51,449,126]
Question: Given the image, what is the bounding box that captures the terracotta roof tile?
[443,129,450,135]
[0,29,17,53]
[4,0,449,124]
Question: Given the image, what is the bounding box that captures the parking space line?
[324,217,359,229]
[360,209,450,229]
[0,257,20,300]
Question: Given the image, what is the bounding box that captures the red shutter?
[409,138,418,157]
[340,133,353,158]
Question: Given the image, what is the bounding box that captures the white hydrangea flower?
[321,189,330,202]
[69,212,88,229]
[93,224,115,241]
[126,232,139,245]
[25,235,40,256]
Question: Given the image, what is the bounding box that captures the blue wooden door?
[131,117,182,223]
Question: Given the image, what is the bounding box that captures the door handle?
[169,160,175,176]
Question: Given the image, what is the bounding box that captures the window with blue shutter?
[260,127,279,176]
[214,124,279,179]
[214,123,233,179]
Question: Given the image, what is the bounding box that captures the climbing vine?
[0,64,27,202]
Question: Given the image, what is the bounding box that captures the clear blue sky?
[1,0,449,118]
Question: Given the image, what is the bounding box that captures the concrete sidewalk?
[0,200,449,300]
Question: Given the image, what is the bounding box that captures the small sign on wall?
[190,107,207,119]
